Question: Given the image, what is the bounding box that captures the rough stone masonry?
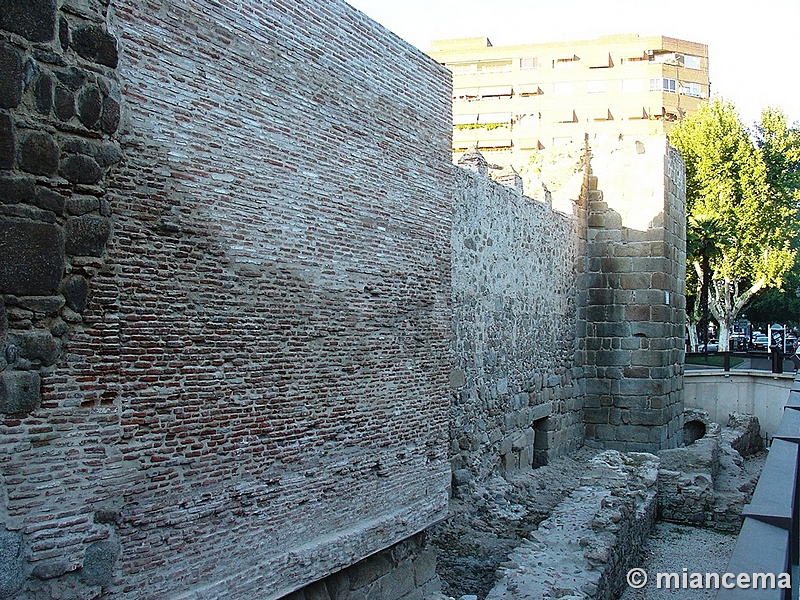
[0,0,687,598]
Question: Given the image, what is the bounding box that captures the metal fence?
[685,350,800,374]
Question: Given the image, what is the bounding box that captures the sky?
[345,0,800,128]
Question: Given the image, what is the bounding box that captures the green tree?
[669,100,799,351]
[686,213,723,351]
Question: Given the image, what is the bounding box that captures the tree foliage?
[669,99,800,349]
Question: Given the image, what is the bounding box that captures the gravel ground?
[619,521,738,599]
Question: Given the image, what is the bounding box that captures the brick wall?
[449,150,585,485]
[1,0,453,597]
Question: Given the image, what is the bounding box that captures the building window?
[479,60,512,73]
[553,82,573,95]
[650,78,676,93]
[553,55,580,67]
[453,88,479,102]
[479,86,513,99]
[587,80,608,94]
[681,82,703,98]
[520,57,538,69]
[448,62,477,75]
[684,55,701,69]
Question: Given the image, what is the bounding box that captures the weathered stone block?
[58,14,69,50]
[0,370,41,414]
[77,85,102,129]
[79,539,119,587]
[619,273,651,290]
[32,560,71,580]
[54,86,76,121]
[65,215,111,256]
[628,408,666,427]
[33,187,65,215]
[0,217,64,295]
[349,555,392,590]
[0,528,24,597]
[33,71,53,115]
[101,96,120,134]
[0,42,23,109]
[623,304,650,321]
[17,296,64,315]
[18,131,60,176]
[630,349,669,368]
[61,137,122,167]
[65,195,100,216]
[413,549,437,586]
[0,0,56,42]
[71,24,118,68]
[584,407,609,424]
[0,113,14,170]
[56,67,86,91]
[60,154,102,184]
[614,425,652,444]
[12,331,59,366]
[0,176,35,204]
[0,298,6,343]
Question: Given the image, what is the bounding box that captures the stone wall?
[658,411,763,532]
[582,137,686,452]
[1,1,121,597]
[283,533,441,600]
[449,149,584,486]
[1,0,452,598]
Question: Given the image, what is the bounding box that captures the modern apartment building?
[427,34,709,167]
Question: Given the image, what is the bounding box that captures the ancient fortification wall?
[0,1,687,599]
[2,0,453,598]
[582,137,687,452]
[449,151,585,485]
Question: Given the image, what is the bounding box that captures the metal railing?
[717,373,800,599]
[685,349,799,374]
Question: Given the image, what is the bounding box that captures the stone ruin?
[432,410,765,600]
[658,410,764,532]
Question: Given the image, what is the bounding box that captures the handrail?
[717,374,800,599]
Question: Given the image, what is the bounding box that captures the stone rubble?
[433,411,765,600]
[485,451,659,600]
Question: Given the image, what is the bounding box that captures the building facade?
[428,34,709,169]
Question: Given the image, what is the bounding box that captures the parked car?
[786,334,798,354]
[752,334,770,350]
[730,333,748,351]
[696,340,719,352]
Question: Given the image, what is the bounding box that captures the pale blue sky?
[346,0,800,128]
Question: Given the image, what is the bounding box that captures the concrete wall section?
[685,371,795,440]
[449,154,584,483]
[2,0,453,598]
[583,137,686,452]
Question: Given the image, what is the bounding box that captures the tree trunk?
[687,262,703,351]
[709,276,766,351]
